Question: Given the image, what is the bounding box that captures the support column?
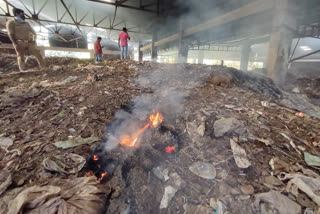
[178,19,188,63]
[138,41,143,62]
[198,51,204,64]
[151,27,158,61]
[266,0,295,84]
[240,42,251,71]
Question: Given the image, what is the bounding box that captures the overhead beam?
[60,0,82,33]
[141,0,275,51]
[88,0,156,13]
[117,0,129,4]
[0,14,150,35]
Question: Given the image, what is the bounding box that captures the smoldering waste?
[0,54,320,213]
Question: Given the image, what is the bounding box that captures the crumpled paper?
[2,176,108,214]
[42,153,86,174]
[279,173,320,206]
[0,170,12,195]
[230,139,251,168]
[253,190,301,214]
[54,136,100,149]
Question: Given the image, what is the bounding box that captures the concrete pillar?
[266,0,295,84]
[151,27,158,61]
[138,41,143,62]
[178,19,188,63]
[198,51,204,64]
[240,42,251,71]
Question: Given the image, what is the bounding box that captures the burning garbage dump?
[1,56,319,214]
[92,110,166,182]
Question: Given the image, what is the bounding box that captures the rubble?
[0,54,319,213]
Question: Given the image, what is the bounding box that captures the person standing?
[94,37,103,63]
[118,27,130,60]
[6,8,45,71]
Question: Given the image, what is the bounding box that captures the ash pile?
[0,54,320,214]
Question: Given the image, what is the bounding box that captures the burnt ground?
[0,54,320,214]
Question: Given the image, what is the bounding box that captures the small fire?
[120,110,163,147]
[93,155,99,161]
[165,146,176,154]
[98,172,107,182]
[149,112,163,128]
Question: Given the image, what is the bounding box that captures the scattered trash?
[304,152,320,167]
[279,173,320,206]
[0,170,12,195]
[253,190,301,214]
[160,172,182,209]
[160,186,177,209]
[261,101,270,107]
[83,64,103,70]
[186,120,205,141]
[280,133,301,155]
[213,117,245,137]
[269,157,290,173]
[263,175,284,187]
[292,87,300,93]
[189,162,217,179]
[254,137,274,146]
[42,153,86,174]
[39,80,51,87]
[297,145,306,151]
[0,137,20,156]
[209,198,218,209]
[55,76,78,86]
[0,137,13,151]
[152,166,169,182]
[214,200,226,214]
[240,184,254,195]
[54,136,100,149]
[68,128,76,133]
[52,65,60,71]
[5,176,107,214]
[230,139,251,169]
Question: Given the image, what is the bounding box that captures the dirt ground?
[0,54,320,214]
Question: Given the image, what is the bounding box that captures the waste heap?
[0,54,319,214]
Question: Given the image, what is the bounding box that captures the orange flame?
[165,146,176,153]
[149,112,163,128]
[98,172,107,182]
[120,111,163,147]
[93,155,98,161]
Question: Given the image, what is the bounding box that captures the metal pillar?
[240,42,251,71]
[266,0,295,84]
[151,26,158,61]
[138,41,143,62]
[178,19,188,63]
[198,50,204,64]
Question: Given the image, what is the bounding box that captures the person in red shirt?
[118,28,130,60]
[94,37,103,63]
